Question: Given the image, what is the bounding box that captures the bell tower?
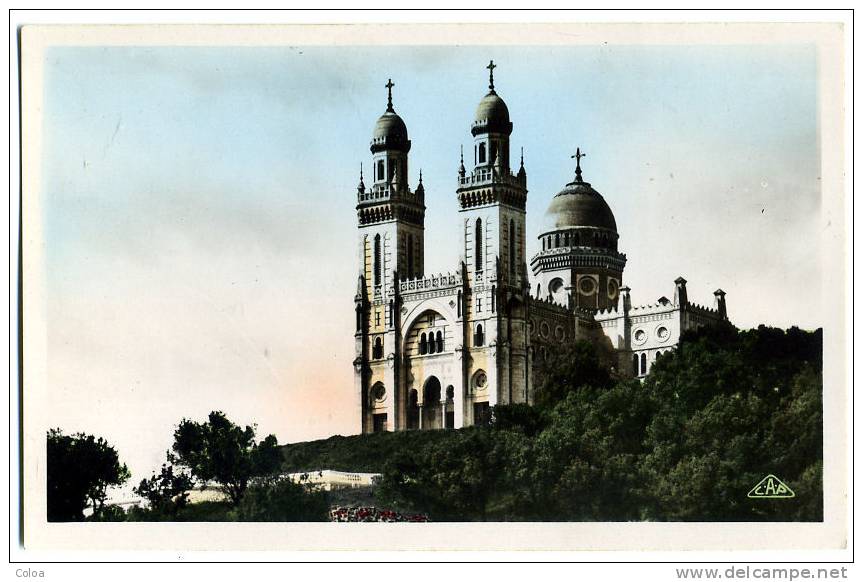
[456,61,530,409]
[355,79,426,433]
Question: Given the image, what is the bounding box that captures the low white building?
[286,470,381,491]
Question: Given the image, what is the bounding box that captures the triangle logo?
[747,474,795,499]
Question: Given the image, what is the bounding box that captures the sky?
[38,44,820,490]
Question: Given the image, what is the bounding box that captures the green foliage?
[133,453,195,518]
[490,403,547,437]
[370,325,822,522]
[531,380,656,520]
[47,429,130,521]
[172,411,281,505]
[230,477,330,522]
[86,504,128,522]
[641,326,823,521]
[125,500,235,522]
[375,427,535,521]
[534,339,613,408]
[280,429,460,474]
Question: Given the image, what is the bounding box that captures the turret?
[713,289,727,319]
[674,277,688,307]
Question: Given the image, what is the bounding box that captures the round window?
[634,329,647,344]
[549,278,564,294]
[540,321,550,338]
[474,372,488,391]
[372,384,386,402]
[608,278,619,299]
[578,277,596,295]
[657,326,670,342]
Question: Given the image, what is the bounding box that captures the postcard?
[15,19,850,554]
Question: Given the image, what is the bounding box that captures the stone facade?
[354,66,730,433]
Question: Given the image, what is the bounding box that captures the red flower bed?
[329,506,430,523]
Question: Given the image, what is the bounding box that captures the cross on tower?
[385,78,395,111]
[571,147,586,182]
[487,60,496,92]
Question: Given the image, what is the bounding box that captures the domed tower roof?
[544,182,618,232]
[370,79,411,153]
[471,61,513,137]
[542,148,617,233]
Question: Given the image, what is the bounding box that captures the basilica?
[353,63,729,433]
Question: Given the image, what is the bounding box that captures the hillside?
[279,428,463,473]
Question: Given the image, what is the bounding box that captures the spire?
[458,145,466,177]
[385,78,395,112]
[416,168,424,195]
[357,162,365,193]
[571,147,586,183]
[486,60,497,94]
[517,146,526,182]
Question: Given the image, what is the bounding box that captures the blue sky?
[40,44,820,485]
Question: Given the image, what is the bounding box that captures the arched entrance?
[422,376,442,429]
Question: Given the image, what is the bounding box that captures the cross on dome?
[571,147,587,183]
[486,60,497,92]
[385,79,395,112]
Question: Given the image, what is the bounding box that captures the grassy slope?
[280,429,462,473]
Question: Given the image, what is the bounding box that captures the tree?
[640,325,823,521]
[534,340,613,409]
[530,381,655,520]
[47,429,130,521]
[376,427,535,521]
[171,411,281,506]
[231,476,330,522]
[133,453,195,518]
[490,403,547,437]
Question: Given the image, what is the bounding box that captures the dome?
[370,109,410,153]
[472,91,513,136]
[475,92,510,124]
[543,180,618,233]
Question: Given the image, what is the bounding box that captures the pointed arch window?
[478,142,487,164]
[373,234,382,286]
[632,354,639,376]
[419,333,428,355]
[555,233,560,247]
[376,159,385,181]
[428,332,436,354]
[457,290,462,317]
[475,218,483,271]
[491,285,496,313]
[640,352,648,376]
[436,331,444,353]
